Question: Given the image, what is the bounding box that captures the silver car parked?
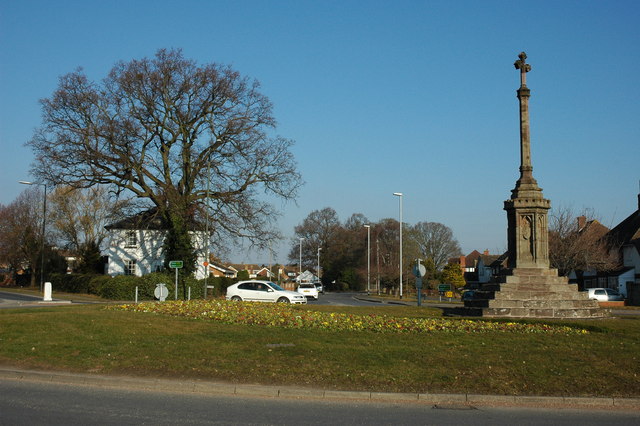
[587,288,624,302]
[226,281,307,304]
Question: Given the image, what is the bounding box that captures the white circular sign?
[154,283,169,301]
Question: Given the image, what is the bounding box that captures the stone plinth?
[464,268,608,319]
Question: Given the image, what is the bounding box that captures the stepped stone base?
[463,268,609,319]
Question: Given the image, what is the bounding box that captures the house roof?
[591,266,635,278]
[463,250,500,268]
[229,263,262,272]
[605,197,640,251]
[489,252,509,268]
[580,219,610,239]
[208,262,236,274]
[104,208,168,230]
[465,250,482,264]
[104,208,203,231]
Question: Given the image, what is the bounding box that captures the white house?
[592,193,640,300]
[105,209,208,279]
[577,193,640,301]
[296,270,318,283]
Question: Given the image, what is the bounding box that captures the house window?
[125,231,137,247]
[125,259,136,275]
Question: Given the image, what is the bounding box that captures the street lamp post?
[203,137,220,299]
[317,247,322,284]
[364,225,370,295]
[299,237,304,276]
[19,180,47,292]
[393,192,403,299]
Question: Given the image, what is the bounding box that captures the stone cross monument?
[504,52,551,269]
[457,52,607,318]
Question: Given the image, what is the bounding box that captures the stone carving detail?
[514,52,531,86]
[521,214,534,259]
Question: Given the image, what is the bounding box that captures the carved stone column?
[504,52,550,269]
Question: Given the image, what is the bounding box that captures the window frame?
[125,231,137,248]
[125,259,137,276]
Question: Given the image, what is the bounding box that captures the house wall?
[476,259,492,284]
[617,268,635,297]
[106,229,208,279]
[192,232,208,280]
[107,229,165,277]
[623,245,640,269]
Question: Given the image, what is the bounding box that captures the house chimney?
[483,249,489,256]
[577,215,586,231]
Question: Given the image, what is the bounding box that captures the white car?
[297,283,319,300]
[587,288,624,302]
[226,281,307,304]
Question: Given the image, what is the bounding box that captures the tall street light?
[299,237,305,276]
[393,192,403,299]
[19,180,47,292]
[364,225,371,295]
[203,137,220,299]
[317,247,322,284]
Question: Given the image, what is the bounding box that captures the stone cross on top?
[514,52,532,86]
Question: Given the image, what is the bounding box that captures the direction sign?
[169,260,184,269]
[438,284,451,292]
[413,263,426,278]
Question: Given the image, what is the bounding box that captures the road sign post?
[413,259,426,307]
[169,261,183,300]
[438,283,451,302]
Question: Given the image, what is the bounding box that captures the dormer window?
[125,231,137,247]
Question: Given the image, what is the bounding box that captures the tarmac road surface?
[1,375,639,426]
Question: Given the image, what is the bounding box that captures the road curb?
[1,367,639,410]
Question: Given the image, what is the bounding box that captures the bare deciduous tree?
[28,49,302,274]
[48,186,123,251]
[48,186,128,272]
[409,221,462,271]
[0,189,45,285]
[548,205,618,276]
[288,207,340,268]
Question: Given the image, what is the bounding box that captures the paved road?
[1,378,638,426]
[4,289,637,316]
[311,292,388,306]
[0,290,72,309]
[311,292,640,317]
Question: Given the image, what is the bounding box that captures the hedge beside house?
[48,273,236,301]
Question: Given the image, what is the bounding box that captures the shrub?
[46,272,240,301]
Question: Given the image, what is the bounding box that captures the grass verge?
[0,302,638,397]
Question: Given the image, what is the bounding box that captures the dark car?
[461,290,476,301]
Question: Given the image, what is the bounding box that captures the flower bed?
[109,300,589,335]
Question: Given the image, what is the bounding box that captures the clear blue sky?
[1,0,639,264]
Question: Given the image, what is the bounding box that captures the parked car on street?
[297,283,319,300]
[226,281,307,304]
[587,288,624,302]
[461,290,476,301]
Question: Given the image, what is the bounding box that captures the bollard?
[188,287,191,301]
[43,282,53,301]
[135,286,139,303]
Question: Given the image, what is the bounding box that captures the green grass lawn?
[1,302,638,397]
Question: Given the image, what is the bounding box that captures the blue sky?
[1,0,639,264]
